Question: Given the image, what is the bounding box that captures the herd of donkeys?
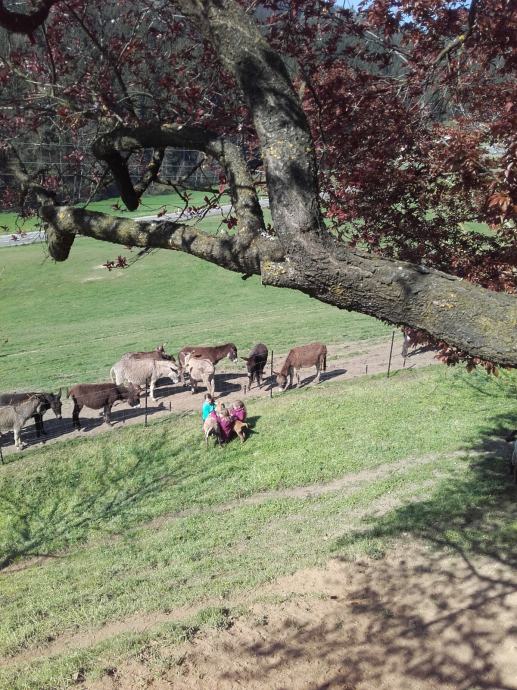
[0,341,327,452]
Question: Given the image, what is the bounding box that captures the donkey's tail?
[322,353,327,371]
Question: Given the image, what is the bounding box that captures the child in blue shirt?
[202,394,216,421]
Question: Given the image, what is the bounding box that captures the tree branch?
[92,123,265,240]
[39,204,284,274]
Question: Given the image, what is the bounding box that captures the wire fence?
[0,146,222,207]
[0,332,428,458]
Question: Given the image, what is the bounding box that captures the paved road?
[0,198,270,248]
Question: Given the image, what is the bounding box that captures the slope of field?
[1,364,517,689]
[0,238,391,391]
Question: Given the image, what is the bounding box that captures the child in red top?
[218,407,234,442]
[230,400,247,422]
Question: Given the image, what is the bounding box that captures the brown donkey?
[274,343,327,391]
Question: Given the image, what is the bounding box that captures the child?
[231,400,249,443]
[201,394,216,421]
[230,400,247,423]
[218,407,234,443]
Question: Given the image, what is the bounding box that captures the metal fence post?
[387,331,395,378]
[0,443,3,464]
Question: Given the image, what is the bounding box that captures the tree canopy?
[1,0,516,366]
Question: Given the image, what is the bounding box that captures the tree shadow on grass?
[0,432,202,569]
[201,408,517,690]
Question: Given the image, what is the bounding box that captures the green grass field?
[0,238,391,391]
[0,213,513,689]
[1,364,517,689]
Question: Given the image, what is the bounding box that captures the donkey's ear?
[56,388,62,400]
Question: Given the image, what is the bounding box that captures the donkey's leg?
[149,376,158,402]
[33,413,45,437]
[315,360,322,383]
[72,402,83,430]
[104,404,113,426]
[14,423,24,450]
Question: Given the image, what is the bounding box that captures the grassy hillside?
[1,364,517,689]
[0,238,390,391]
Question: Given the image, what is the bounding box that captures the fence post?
[387,331,395,378]
[270,350,274,399]
[0,442,3,464]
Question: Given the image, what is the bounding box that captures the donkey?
[0,390,62,438]
[274,343,327,390]
[121,344,175,362]
[242,343,268,389]
[203,414,222,447]
[178,343,237,385]
[0,394,52,450]
[184,354,216,396]
[110,357,179,402]
[67,383,141,430]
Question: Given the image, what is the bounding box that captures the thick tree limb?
[39,205,283,274]
[92,124,265,241]
[176,0,326,256]
[261,237,517,367]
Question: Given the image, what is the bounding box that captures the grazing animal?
[0,394,51,450]
[242,343,268,389]
[0,390,62,438]
[121,344,175,363]
[178,343,237,385]
[184,354,215,395]
[233,419,250,443]
[203,414,221,447]
[110,357,179,402]
[274,342,327,390]
[67,383,141,430]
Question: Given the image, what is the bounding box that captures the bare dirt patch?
[82,539,517,690]
[1,336,437,456]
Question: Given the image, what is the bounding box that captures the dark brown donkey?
[178,343,238,385]
[67,383,141,430]
[274,343,327,390]
[242,343,268,389]
[122,344,175,362]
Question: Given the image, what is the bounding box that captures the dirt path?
[1,336,437,456]
[77,538,517,690]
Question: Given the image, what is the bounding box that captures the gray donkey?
[0,394,51,451]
